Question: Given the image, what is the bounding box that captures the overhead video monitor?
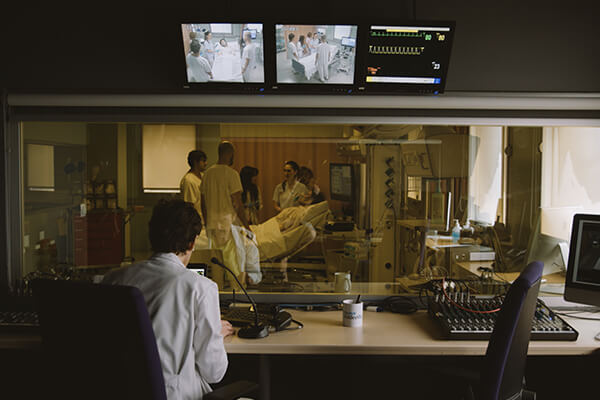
[362,23,454,94]
[181,23,264,84]
[275,24,358,85]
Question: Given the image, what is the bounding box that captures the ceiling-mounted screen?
[362,23,454,94]
[181,23,264,83]
[275,24,358,84]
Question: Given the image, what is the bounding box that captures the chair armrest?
[204,380,259,400]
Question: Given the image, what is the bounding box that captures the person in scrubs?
[186,40,212,82]
[315,34,331,82]
[273,160,310,213]
[241,32,260,82]
[287,33,299,63]
[306,32,316,54]
[203,31,215,67]
[103,199,233,400]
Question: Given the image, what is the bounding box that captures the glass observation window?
[18,122,595,297]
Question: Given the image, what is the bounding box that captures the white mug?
[334,272,351,293]
[342,299,363,327]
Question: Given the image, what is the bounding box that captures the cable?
[440,277,501,314]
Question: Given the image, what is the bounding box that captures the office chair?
[32,279,257,400]
[449,261,542,400]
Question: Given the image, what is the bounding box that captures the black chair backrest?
[479,261,543,400]
[32,279,167,400]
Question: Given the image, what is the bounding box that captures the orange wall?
[224,137,345,222]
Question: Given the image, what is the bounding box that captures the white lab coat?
[102,253,228,400]
[316,42,330,81]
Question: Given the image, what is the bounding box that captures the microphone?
[211,257,269,339]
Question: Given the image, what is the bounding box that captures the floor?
[276,51,355,84]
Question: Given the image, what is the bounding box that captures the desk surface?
[224,306,599,356]
[3,301,598,355]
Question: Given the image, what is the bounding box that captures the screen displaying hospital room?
[275,24,357,84]
[181,23,265,83]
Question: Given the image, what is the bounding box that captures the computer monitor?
[242,28,257,39]
[564,214,600,307]
[341,36,356,48]
[275,24,358,85]
[362,22,454,94]
[330,163,354,202]
[181,23,265,85]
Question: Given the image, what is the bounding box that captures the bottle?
[462,220,474,237]
[451,219,461,243]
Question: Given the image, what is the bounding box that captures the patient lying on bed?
[194,201,330,284]
[251,201,330,261]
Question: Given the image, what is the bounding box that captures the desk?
[2,304,597,400]
[3,300,595,354]
[223,305,598,399]
[224,306,599,356]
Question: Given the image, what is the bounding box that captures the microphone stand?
[211,257,269,339]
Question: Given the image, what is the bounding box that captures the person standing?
[186,40,212,82]
[103,199,233,400]
[201,141,250,234]
[273,160,309,213]
[241,32,260,83]
[298,35,309,58]
[287,33,299,63]
[240,166,262,225]
[180,150,207,222]
[315,34,331,82]
[203,31,215,67]
[306,32,316,54]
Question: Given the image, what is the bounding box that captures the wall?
[2,1,599,92]
[222,123,348,221]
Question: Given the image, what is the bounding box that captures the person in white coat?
[103,199,233,400]
[315,34,331,82]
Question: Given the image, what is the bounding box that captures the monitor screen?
[187,266,206,276]
[275,24,358,84]
[363,23,454,94]
[565,214,600,307]
[341,36,356,48]
[181,23,264,83]
[330,163,354,201]
[243,29,257,40]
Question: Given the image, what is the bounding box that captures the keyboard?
[0,310,40,332]
[222,307,275,327]
[428,296,579,341]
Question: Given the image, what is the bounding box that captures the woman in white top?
[203,31,215,67]
[273,160,310,213]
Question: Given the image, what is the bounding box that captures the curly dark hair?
[148,199,202,254]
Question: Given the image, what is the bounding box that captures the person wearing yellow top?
[180,150,207,223]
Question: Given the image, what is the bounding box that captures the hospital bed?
[296,44,338,81]
[211,53,243,82]
[251,201,330,261]
[194,201,330,262]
